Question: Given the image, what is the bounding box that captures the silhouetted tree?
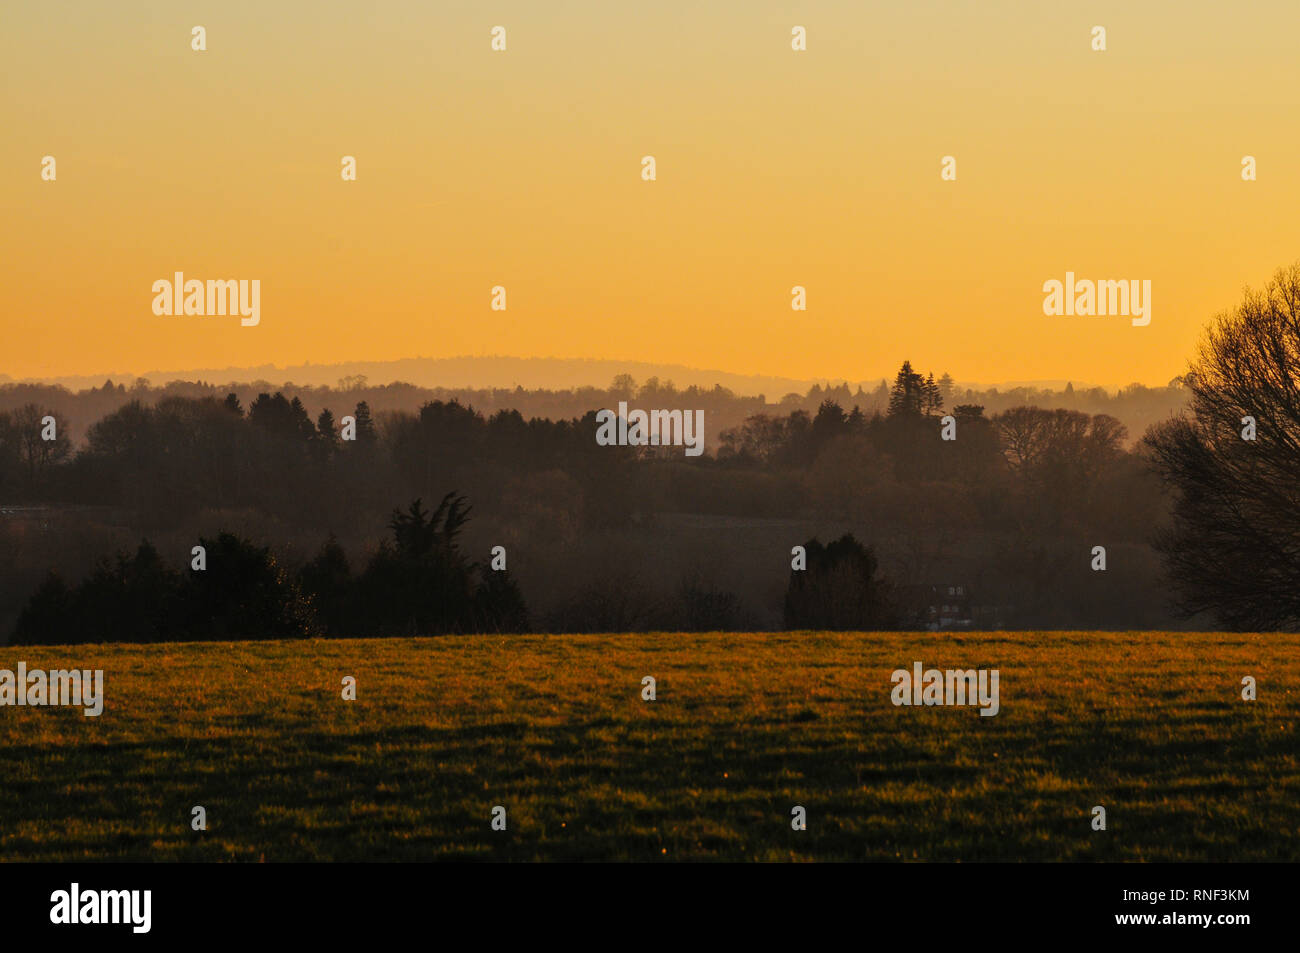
[356,493,527,636]
[472,569,530,633]
[888,362,925,418]
[298,535,354,635]
[784,534,897,629]
[922,372,943,415]
[938,372,956,407]
[352,400,378,446]
[1145,262,1300,629]
[11,572,75,645]
[810,399,849,456]
[670,578,746,631]
[11,403,71,490]
[315,408,341,460]
[182,533,316,640]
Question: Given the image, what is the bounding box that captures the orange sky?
[4,1,1300,387]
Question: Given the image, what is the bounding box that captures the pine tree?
[887,361,925,418]
[353,400,378,445]
[923,372,942,415]
[938,372,955,407]
[290,396,317,443]
[316,408,340,457]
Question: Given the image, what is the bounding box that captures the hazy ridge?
[0,355,1105,397]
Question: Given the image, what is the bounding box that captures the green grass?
[1,632,1297,861]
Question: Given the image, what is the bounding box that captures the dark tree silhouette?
[10,403,72,490]
[315,408,340,459]
[357,493,529,636]
[888,361,925,418]
[352,400,378,445]
[298,535,353,635]
[784,534,897,630]
[11,496,530,643]
[1145,263,1300,629]
[181,533,316,641]
[11,535,311,644]
[922,372,942,415]
[11,572,75,646]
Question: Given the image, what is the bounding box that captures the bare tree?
[994,406,1125,481]
[11,403,71,488]
[1145,262,1300,629]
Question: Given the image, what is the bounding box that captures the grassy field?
[0,631,1297,862]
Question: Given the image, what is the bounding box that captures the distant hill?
[12,357,819,399]
[6,355,1106,400]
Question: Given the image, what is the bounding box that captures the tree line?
[0,365,1162,639]
[6,257,1300,639]
[12,493,528,644]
